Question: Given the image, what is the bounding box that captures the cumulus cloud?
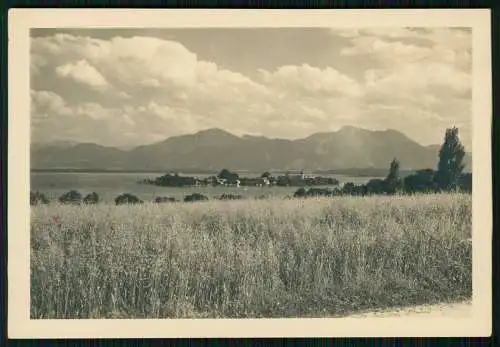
[30,90,72,119]
[364,62,471,100]
[55,59,109,88]
[332,27,472,145]
[30,28,472,149]
[334,27,471,50]
[259,64,363,98]
[32,34,196,88]
[340,33,471,69]
[341,37,431,61]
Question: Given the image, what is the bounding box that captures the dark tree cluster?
[217,169,240,185]
[217,193,243,200]
[142,173,197,187]
[30,191,50,206]
[115,193,143,205]
[55,191,101,205]
[184,193,209,203]
[58,190,83,205]
[402,127,470,194]
[457,173,472,192]
[293,187,336,198]
[275,175,291,187]
[292,127,471,198]
[154,196,177,204]
[83,192,99,204]
[238,177,269,186]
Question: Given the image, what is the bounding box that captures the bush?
[115,193,143,205]
[30,191,49,205]
[276,175,291,187]
[365,179,387,195]
[306,188,334,197]
[457,173,472,193]
[218,193,243,200]
[184,193,209,203]
[293,188,307,198]
[154,196,177,203]
[403,169,438,194]
[83,192,99,204]
[341,182,356,195]
[294,187,338,198]
[58,190,82,205]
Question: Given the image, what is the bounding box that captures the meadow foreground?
[30,193,472,319]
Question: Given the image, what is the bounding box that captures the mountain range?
[31,127,472,172]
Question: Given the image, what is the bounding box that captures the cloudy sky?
[30,27,472,149]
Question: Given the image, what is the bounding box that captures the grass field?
[30,193,472,319]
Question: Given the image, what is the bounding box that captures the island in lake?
[140,169,340,188]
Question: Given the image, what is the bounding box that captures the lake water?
[30,171,383,203]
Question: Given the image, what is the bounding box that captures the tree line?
[29,190,242,206]
[294,127,470,198]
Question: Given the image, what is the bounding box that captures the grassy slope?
[30,193,472,318]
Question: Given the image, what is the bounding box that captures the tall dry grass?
[30,193,472,318]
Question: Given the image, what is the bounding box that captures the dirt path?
[346,301,472,318]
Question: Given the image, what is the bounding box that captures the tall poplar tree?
[435,127,466,191]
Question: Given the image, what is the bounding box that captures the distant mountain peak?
[195,128,238,137]
[156,128,239,145]
[338,125,366,132]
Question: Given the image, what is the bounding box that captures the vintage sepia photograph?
[8,9,492,338]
